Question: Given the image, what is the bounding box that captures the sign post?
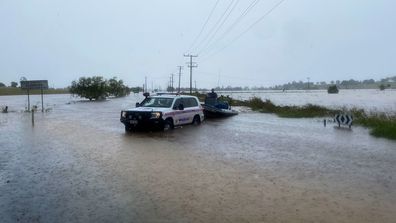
[20,80,49,112]
[27,88,30,111]
[41,87,44,112]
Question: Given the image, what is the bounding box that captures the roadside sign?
[335,114,353,128]
[19,80,49,112]
[20,80,48,90]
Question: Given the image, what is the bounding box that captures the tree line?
[0,81,18,87]
[177,76,396,92]
[270,76,396,90]
[2,75,395,95]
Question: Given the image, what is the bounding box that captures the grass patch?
[192,93,395,140]
[276,104,335,118]
[239,97,396,140]
[245,97,277,113]
[355,114,396,140]
[243,97,337,118]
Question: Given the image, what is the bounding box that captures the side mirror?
[135,102,140,107]
[178,104,184,110]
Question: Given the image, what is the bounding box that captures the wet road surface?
[1,96,396,222]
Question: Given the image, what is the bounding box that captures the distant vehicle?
[120,94,204,132]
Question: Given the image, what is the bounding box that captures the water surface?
[1,93,395,222]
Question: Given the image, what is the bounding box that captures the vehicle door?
[183,98,199,123]
[172,98,189,125]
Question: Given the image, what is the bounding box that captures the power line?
[186,0,220,54]
[199,0,261,56]
[196,70,269,82]
[193,0,237,54]
[201,0,286,62]
[197,0,240,55]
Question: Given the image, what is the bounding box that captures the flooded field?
[222,89,396,114]
[1,93,396,222]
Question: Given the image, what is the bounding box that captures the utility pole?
[184,54,198,94]
[307,77,310,90]
[145,76,147,92]
[194,80,197,92]
[217,71,221,88]
[177,66,183,93]
[170,73,174,93]
[168,76,171,92]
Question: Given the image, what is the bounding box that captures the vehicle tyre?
[163,119,174,131]
[192,115,201,125]
[125,124,131,132]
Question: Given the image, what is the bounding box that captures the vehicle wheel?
[192,115,201,125]
[163,119,174,131]
[125,124,131,132]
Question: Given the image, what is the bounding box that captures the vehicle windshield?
[140,97,173,108]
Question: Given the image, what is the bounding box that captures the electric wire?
[197,0,240,55]
[185,0,220,54]
[199,0,261,57]
[200,0,285,63]
[192,0,237,54]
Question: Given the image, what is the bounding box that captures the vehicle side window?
[185,98,198,108]
[191,98,198,107]
[183,98,191,108]
[173,98,183,109]
[184,98,191,108]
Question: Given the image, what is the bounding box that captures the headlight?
[150,112,161,119]
[121,111,127,118]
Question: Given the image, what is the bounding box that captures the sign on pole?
[20,80,48,90]
[20,80,49,112]
[335,114,353,128]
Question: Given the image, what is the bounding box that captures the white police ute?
[120,95,204,132]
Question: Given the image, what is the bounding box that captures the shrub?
[327,85,339,94]
[247,97,277,113]
[70,76,130,100]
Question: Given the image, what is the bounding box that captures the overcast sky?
[1,0,395,89]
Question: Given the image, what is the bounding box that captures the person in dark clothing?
[207,89,218,98]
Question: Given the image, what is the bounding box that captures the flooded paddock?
[1,93,396,222]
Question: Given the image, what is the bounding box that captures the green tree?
[107,77,130,97]
[0,82,5,87]
[130,87,142,94]
[70,76,131,100]
[327,85,339,94]
[166,86,175,92]
[70,76,108,100]
[362,79,375,84]
[379,84,386,91]
[10,81,18,87]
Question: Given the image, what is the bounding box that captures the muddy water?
[1,94,396,222]
[222,89,396,114]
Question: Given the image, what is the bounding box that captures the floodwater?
[222,89,396,114]
[1,92,396,222]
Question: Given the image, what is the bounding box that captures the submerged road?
[1,101,396,222]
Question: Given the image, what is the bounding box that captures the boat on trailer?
[202,104,238,118]
[202,91,238,118]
